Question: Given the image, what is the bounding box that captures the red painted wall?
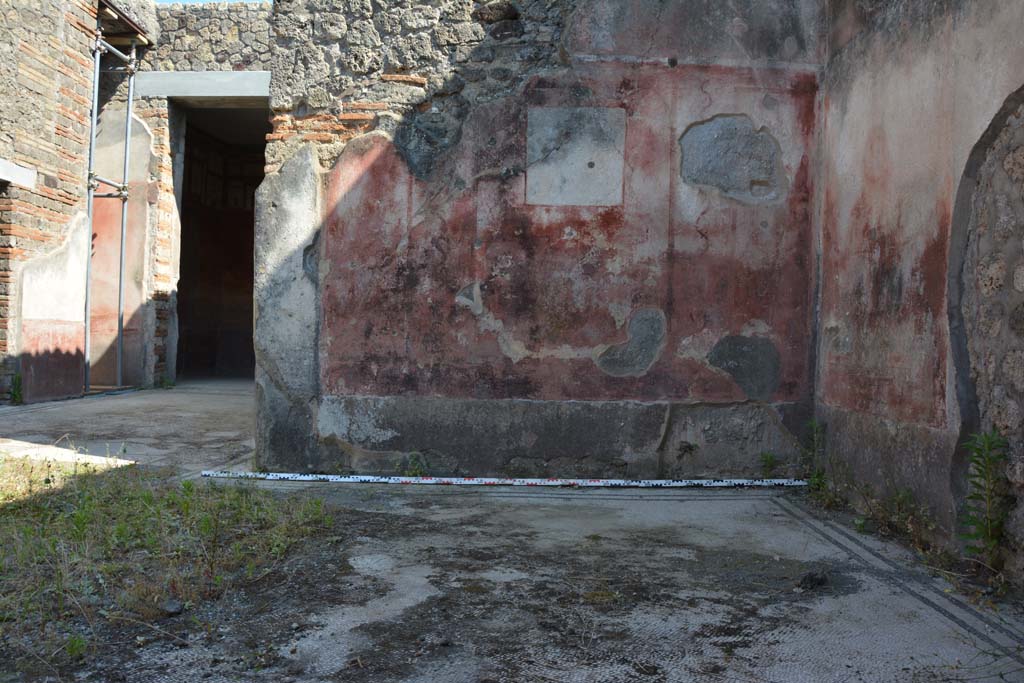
[90,185,146,387]
[320,65,817,406]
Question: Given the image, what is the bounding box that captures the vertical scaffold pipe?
[83,27,103,393]
[115,42,137,389]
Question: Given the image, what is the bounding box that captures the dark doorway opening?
[176,107,269,379]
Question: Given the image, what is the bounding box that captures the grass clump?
[801,420,847,509]
[856,486,937,553]
[0,456,333,670]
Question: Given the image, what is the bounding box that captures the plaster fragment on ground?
[281,552,438,676]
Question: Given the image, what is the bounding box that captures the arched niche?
[948,83,1024,571]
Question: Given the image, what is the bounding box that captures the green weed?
[65,634,87,660]
[760,452,779,478]
[9,373,23,405]
[403,453,427,477]
[801,421,848,509]
[960,430,1013,571]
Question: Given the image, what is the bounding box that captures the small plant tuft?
[801,420,846,509]
[960,430,1013,571]
[759,452,779,478]
[65,634,87,660]
[801,419,826,477]
[403,453,427,477]
[9,373,23,405]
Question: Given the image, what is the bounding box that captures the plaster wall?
[256,0,822,477]
[818,0,1024,556]
[18,213,89,402]
[88,110,153,387]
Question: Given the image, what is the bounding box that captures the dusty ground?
[0,380,254,478]
[2,382,1024,682]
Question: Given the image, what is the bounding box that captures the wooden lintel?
[106,34,149,47]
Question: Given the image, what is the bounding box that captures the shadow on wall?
[16,348,85,404]
[17,245,155,402]
[255,3,821,478]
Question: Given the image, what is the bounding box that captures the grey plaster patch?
[134,71,271,100]
[595,308,667,377]
[680,114,787,204]
[707,335,782,401]
[526,106,626,207]
[281,551,438,677]
[313,393,801,479]
[659,401,801,478]
[254,145,322,470]
[393,109,465,179]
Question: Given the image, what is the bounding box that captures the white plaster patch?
[676,328,719,361]
[0,157,36,188]
[283,551,437,676]
[607,301,632,328]
[318,397,399,445]
[526,106,625,207]
[21,212,88,322]
[740,319,773,336]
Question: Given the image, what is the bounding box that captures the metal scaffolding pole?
[83,26,102,393]
[115,42,137,389]
[83,23,137,393]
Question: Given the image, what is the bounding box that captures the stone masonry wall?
[265,0,567,173]
[141,2,271,74]
[257,0,822,477]
[0,0,98,402]
[960,100,1024,577]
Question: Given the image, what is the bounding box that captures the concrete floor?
[1,381,1024,681]
[0,378,255,478]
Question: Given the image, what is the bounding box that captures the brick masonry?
[0,0,97,401]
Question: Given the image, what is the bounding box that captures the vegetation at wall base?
[9,373,23,405]
[960,430,1013,574]
[0,456,333,673]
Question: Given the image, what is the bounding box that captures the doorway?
[176,107,268,379]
